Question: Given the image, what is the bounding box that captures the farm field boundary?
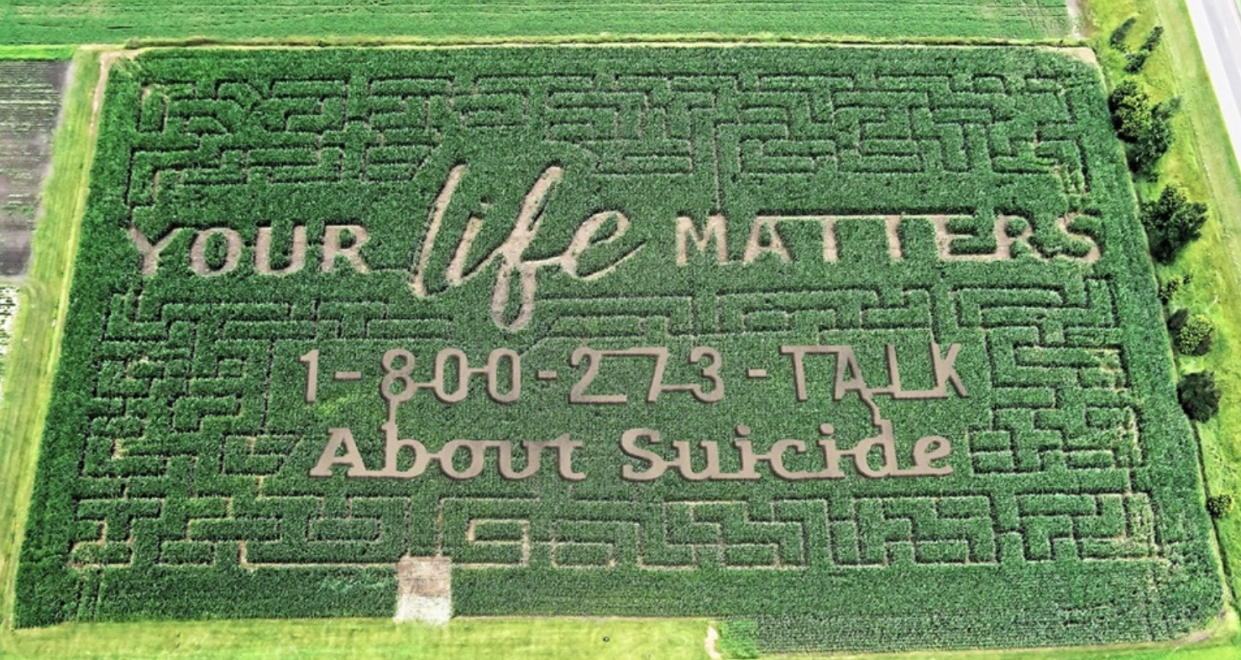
[0,47,100,638]
[3,617,710,660]
[0,1,1070,44]
[0,55,73,390]
[2,613,1236,660]
[1089,0,1241,604]
[10,43,1222,655]
[3,0,1241,653]
[118,34,1089,49]
[0,46,76,61]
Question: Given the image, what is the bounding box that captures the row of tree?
[1110,19,1229,519]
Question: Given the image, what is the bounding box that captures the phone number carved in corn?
[305,343,963,481]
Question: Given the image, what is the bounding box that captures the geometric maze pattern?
[69,274,1156,570]
[124,62,1090,220]
[72,57,1128,573]
[21,48,1215,646]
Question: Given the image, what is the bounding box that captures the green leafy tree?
[1158,274,1187,303]
[1110,17,1137,50]
[1131,100,1176,175]
[1141,185,1208,263]
[1167,307,1189,335]
[1207,494,1234,519]
[1125,51,1152,74]
[1124,26,1164,73]
[1109,81,1176,174]
[1175,314,1214,355]
[1179,371,1221,422]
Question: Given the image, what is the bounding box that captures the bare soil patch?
[0,60,70,277]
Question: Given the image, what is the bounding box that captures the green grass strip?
[0,45,76,61]
[0,0,1069,44]
[777,612,1240,660]
[2,617,707,659]
[0,47,100,641]
[118,33,1087,48]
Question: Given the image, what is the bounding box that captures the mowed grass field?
[3,614,1237,660]
[3,618,709,660]
[0,0,1070,43]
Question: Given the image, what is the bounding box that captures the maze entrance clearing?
[16,46,1220,652]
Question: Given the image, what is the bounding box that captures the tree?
[1124,26,1164,73]
[1109,80,1146,137]
[1167,307,1189,335]
[1110,17,1137,50]
[1139,26,1165,51]
[1109,81,1177,174]
[1125,51,1152,74]
[1141,185,1208,263]
[1207,494,1234,519]
[1133,101,1175,175]
[1179,371,1221,422]
[1158,274,1187,303]
[1175,314,1214,355]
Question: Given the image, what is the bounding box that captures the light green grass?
[2,618,708,660]
[778,613,1240,660]
[0,46,97,642]
[1087,0,1241,604]
[0,0,1069,43]
[0,614,1234,660]
[0,45,75,61]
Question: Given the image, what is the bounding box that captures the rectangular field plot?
[0,59,70,277]
[0,1,1069,43]
[15,46,1220,652]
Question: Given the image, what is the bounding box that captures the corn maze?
[15,46,1220,652]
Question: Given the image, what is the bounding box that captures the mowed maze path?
[0,0,1070,42]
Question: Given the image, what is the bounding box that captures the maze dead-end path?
[0,60,70,279]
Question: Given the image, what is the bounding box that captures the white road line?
[1186,0,1241,171]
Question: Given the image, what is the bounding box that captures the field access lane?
[1186,0,1241,171]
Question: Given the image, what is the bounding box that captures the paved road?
[1186,0,1241,170]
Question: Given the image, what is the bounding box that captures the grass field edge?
[0,45,75,61]
[1087,0,1241,608]
[3,617,712,660]
[1,610,1235,660]
[111,32,1088,50]
[770,609,1241,659]
[1152,0,1241,605]
[0,47,102,640]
